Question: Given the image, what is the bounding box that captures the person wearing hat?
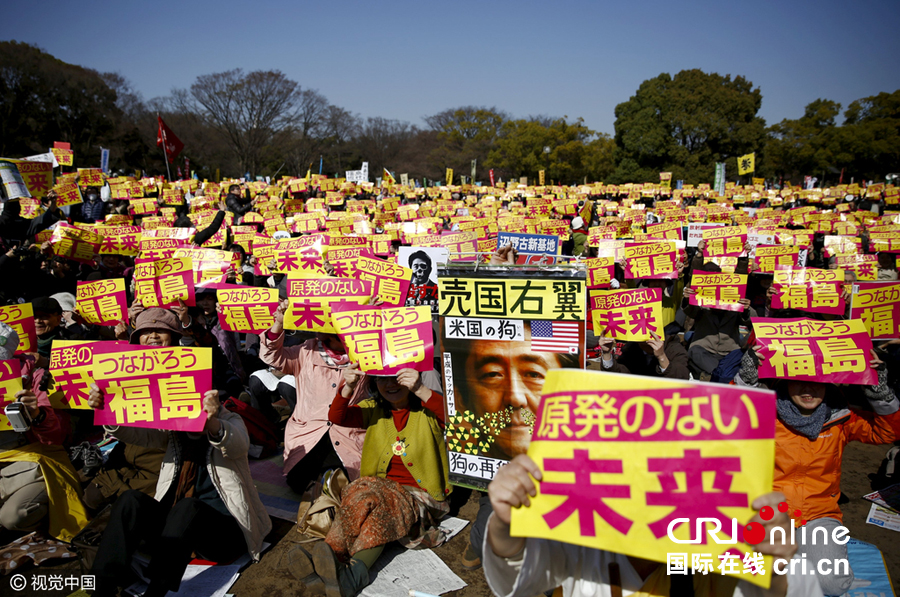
[26,296,83,369]
[85,307,271,597]
[128,307,183,346]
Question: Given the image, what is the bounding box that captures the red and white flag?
[530,321,580,353]
[157,116,184,163]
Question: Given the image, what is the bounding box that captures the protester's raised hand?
[489,244,517,265]
[683,287,696,297]
[869,349,884,370]
[738,297,751,311]
[202,390,222,436]
[488,454,543,526]
[324,261,336,277]
[598,332,616,357]
[114,320,129,341]
[396,368,421,392]
[130,298,145,321]
[272,299,288,331]
[747,492,797,562]
[172,299,191,327]
[15,389,40,419]
[341,363,365,396]
[87,383,104,409]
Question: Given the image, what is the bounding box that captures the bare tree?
[187,69,304,176]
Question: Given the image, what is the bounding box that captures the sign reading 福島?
[754,318,876,385]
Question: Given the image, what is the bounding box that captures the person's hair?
[229,184,240,194]
[408,250,432,268]
[367,376,423,411]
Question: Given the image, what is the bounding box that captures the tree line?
[1,41,897,186]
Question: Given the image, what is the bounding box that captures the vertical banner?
[510,370,777,590]
[0,304,37,355]
[331,304,434,375]
[100,148,110,174]
[216,286,280,334]
[75,279,129,326]
[438,268,586,489]
[753,318,876,385]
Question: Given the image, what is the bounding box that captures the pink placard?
[90,343,212,432]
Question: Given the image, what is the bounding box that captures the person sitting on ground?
[736,344,900,595]
[258,300,370,494]
[483,455,822,597]
[588,331,689,379]
[295,364,451,597]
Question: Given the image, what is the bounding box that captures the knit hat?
[51,292,76,312]
[129,308,182,345]
[0,322,19,360]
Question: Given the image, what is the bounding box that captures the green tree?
[424,106,507,183]
[0,41,122,166]
[611,69,767,184]
[842,90,900,181]
[764,99,850,184]
[487,117,611,183]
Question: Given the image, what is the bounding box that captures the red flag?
[157,116,184,163]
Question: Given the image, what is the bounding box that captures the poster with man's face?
[438,268,586,489]
[399,246,448,314]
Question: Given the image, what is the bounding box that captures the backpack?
[222,398,278,457]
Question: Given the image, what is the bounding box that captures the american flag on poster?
[530,321,580,354]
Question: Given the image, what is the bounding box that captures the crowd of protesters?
[0,174,898,597]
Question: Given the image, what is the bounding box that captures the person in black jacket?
[0,191,64,243]
[224,185,253,219]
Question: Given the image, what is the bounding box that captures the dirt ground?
[3,441,898,597]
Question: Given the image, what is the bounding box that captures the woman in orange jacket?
[737,347,900,596]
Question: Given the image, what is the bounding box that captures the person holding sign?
[85,316,271,597]
[300,363,450,597]
[484,455,818,597]
[737,343,900,595]
[589,331,689,379]
[259,300,371,494]
[0,322,77,538]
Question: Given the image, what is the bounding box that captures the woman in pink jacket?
[258,301,369,493]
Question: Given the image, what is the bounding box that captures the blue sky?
[5,0,899,136]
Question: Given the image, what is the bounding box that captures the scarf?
[316,337,350,367]
[776,396,831,440]
[171,434,208,506]
[36,333,57,359]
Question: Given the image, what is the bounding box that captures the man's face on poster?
[411,257,431,285]
[461,338,566,459]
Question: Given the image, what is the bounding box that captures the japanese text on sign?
[439,277,585,321]
[510,370,777,590]
[331,304,433,376]
[754,318,876,385]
